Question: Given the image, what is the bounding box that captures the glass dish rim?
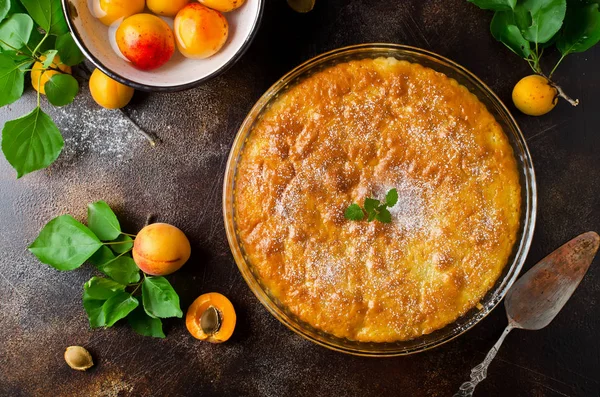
[223,43,537,357]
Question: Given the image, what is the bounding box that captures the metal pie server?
[454,231,600,397]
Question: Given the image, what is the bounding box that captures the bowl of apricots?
[62,0,264,91]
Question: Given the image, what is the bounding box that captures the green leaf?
[110,234,133,254]
[376,207,392,224]
[557,3,600,54]
[0,13,33,51]
[364,197,380,213]
[367,210,377,222]
[83,276,125,300]
[87,245,115,266]
[44,73,78,107]
[1,107,64,177]
[83,277,137,328]
[491,11,533,58]
[521,0,567,44]
[28,214,103,271]
[0,52,29,106]
[142,276,183,319]
[97,255,140,285]
[0,0,10,21]
[385,188,398,207]
[84,290,138,328]
[468,0,516,11]
[127,306,165,338]
[344,203,365,221]
[19,0,68,35]
[55,32,84,66]
[40,49,57,68]
[87,200,121,240]
[27,27,55,53]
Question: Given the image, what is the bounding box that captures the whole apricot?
[512,75,558,116]
[94,0,145,26]
[132,223,191,276]
[174,3,228,59]
[147,0,190,17]
[89,69,134,109]
[186,293,236,343]
[116,14,175,70]
[198,0,245,12]
[31,55,72,95]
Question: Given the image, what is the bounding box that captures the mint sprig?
[28,200,182,338]
[344,188,398,224]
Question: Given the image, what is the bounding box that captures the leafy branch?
[469,0,600,106]
[28,200,183,338]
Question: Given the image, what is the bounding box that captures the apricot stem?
[119,109,157,147]
[121,232,137,238]
[551,83,579,107]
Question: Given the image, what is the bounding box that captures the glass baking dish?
[223,44,536,356]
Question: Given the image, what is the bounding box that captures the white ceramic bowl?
[62,0,264,91]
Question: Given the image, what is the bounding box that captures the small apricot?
[147,0,190,17]
[132,223,191,276]
[31,54,72,95]
[94,0,145,26]
[186,293,236,343]
[89,69,134,109]
[174,3,228,59]
[197,0,245,13]
[116,14,175,70]
[512,75,558,116]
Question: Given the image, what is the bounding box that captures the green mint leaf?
[142,276,183,319]
[19,0,68,35]
[367,210,377,222]
[87,245,115,266]
[468,0,516,11]
[44,73,78,107]
[127,306,165,338]
[0,52,29,107]
[557,3,600,55]
[40,49,57,68]
[28,214,103,271]
[364,197,380,213]
[55,32,84,66]
[385,188,398,207]
[376,207,392,224]
[344,203,365,221]
[83,277,138,328]
[97,255,140,285]
[0,13,33,50]
[0,0,10,21]
[87,200,121,241]
[110,234,133,254]
[491,11,533,58]
[521,0,566,44]
[1,106,64,178]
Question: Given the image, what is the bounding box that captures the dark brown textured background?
[1,1,599,396]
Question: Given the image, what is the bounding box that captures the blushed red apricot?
[132,223,191,276]
[116,14,175,70]
[174,3,228,59]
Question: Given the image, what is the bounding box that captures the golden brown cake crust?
[234,58,521,342]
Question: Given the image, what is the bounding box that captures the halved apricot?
[186,293,236,343]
